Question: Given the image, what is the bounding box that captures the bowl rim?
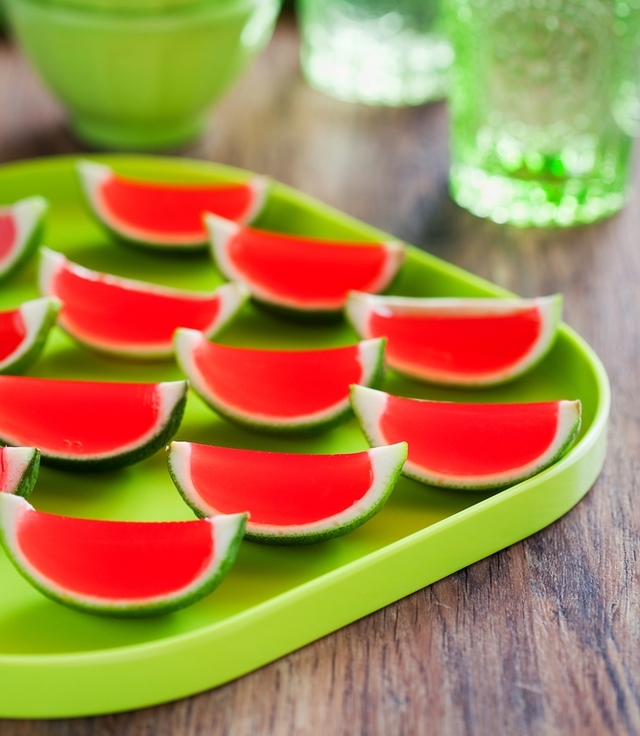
[5,0,270,23]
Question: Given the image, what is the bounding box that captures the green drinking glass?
[444,0,640,227]
[298,0,453,106]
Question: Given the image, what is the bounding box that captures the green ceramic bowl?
[30,0,210,12]
[6,0,280,150]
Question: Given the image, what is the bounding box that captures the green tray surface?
[0,155,610,718]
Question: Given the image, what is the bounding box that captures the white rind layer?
[237,176,270,225]
[0,196,47,273]
[77,160,111,195]
[366,241,406,294]
[345,292,563,386]
[205,213,243,283]
[206,214,405,311]
[345,290,375,338]
[168,441,198,506]
[0,196,49,274]
[350,385,389,446]
[351,385,582,489]
[174,329,384,429]
[76,160,118,234]
[0,297,60,372]
[0,379,187,463]
[357,338,385,386]
[168,442,407,538]
[39,247,247,357]
[0,494,246,611]
[38,246,65,299]
[204,282,250,340]
[78,161,265,247]
[0,447,38,495]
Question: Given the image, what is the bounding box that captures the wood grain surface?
[1,14,639,736]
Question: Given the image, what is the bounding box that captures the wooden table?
[1,14,638,736]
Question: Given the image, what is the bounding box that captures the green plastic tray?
[0,155,609,719]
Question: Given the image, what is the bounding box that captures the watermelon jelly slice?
[205,213,405,314]
[0,494,246,617]
[351,385,581,490]
[39,248,247,358]
[0,447,40,498]
[0,196,48,280]
[0,297,60,374]
[0,376,187,471]
[167,442,407,544]
[78,161,269,250]
[174,328,385,433]
[346,292,563,386]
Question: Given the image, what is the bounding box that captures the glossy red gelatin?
[0,448,15,492]
[17,510,213,599]
[188,444,373,525]
[101,176,257,240]
[381,396,559,476]
[193,341,363,418]
[0,377,162,455]
[0,308,25,361]
[371,307,542,377]
[0,213,16,262]
[227,230,390,302]
[346,293,562,386]
[53,266,221,347]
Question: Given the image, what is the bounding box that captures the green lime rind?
[167,442,407,546]
[168,454,203,519]
[0,448,41,498]
[350,385,583,491]
[0,495,247,618]
[0,197,48,282]
[0,298,60,376]
[520,293,564,381]
[11,382,189,473]
[350,387,390,452]
[12,449,41,498]
[179,338,386,436]
[7,217,45,277]
[366,339,386,391]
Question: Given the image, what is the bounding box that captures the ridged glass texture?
[445,0,640,227]
[298,0,452,106]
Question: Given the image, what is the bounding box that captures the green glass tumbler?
[445,0,640,227]
[298,0,452,106]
